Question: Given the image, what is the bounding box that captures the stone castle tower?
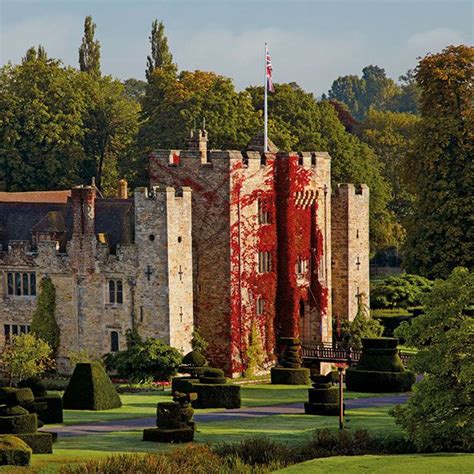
[150,130,369,375]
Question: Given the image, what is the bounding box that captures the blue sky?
[1,0,472,95]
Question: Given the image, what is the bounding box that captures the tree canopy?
[403,45,474,278]
[146,20,177,81]
[393,267,474,451]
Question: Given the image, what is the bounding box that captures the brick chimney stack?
[71,185,96,273]
[188,129,208,163]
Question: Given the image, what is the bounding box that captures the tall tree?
[356,110,419,222]
[0,55,87,191]
[403,45,474,278]
[79,15,101,77]
[145,20,176,81]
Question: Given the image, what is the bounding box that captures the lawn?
[15,405,403,472]
[278,453,474,473]
[51,384,400,426]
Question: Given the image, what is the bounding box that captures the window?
[4,324,30,343]
[6,272,36,296]
[256,297,265,316]
[258,199,271,225]
[108,279,123,304]
[296,258,309,276]
[110,331,119,352]
[258,252,272,273]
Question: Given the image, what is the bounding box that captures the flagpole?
[264,42,268,153]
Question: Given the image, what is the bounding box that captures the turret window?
[108,279,123,304]
[6,272,36,297]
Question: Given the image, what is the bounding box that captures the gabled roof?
[31,211,66,233]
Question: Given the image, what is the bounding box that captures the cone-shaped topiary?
[30,277,60,355]
[63,362,121,410]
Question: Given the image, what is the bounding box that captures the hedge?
[0,414,37,434]
[0,435,31,466]
[16,432,53,454]
[181,351,207,367]
[171,377,198,394]
[63,362,121,410]
[345,369,415,392]
[0,388,34,408]
[18,377,47,398]
[142,427,194,443]
[191,384,241,409]
[35,394,63,424]
[270,367,310,385]
[199,376,227,385]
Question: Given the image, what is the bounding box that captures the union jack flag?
[266,45,275,93]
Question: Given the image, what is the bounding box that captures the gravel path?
[51,393,409,438]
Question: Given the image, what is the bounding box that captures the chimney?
[71,186,96,238]
[188,129,208,163]
[117,179,128,199]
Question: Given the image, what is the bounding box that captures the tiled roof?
[0,190,71,203]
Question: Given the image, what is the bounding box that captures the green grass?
[49,384,401,427]
[277,453,474,473]
[5,405,402,472]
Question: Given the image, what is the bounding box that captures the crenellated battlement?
[332,183,369,198]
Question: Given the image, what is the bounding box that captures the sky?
[1,0,472,95]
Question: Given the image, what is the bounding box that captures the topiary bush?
[191,383,241,409]
[171,377,198,394]
[346,337,415,393]
[181,350,207,367]
[199,368,226,385]
[35,394,63,424]
[18,377,47,398]
[63,362,121,410]
[16,432,53,454]
[0,435,31,466]
[304,373,340,415]
[270,367,310,385]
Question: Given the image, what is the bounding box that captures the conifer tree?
[145,20,177,81]
[31,277,60,355]
[79,15,101,76]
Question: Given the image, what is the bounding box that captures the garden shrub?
[171,377,198,394]
[0,435,31,466]
[104,337,182,383]
[202,368,224,378]
[371,274,432,309]
[18,377,47,398]
[16,432,53,454]
[346,337,415,392]
[30,277,60,355]
[214,436,293,467]
[0,414,37,434]
[181,350,207,367]
[270,367,310,385]
[63,362,121,410]
[199,368,226,384]
[304,373,340,415]
[191,383,241,409]
[244,321,265,377]
[35,394,63,424]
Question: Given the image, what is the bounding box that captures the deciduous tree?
[403,45,474,278]
[392,267,474,451]
[145,20,177,81]
[79,15,101,77]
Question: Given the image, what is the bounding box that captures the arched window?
[108,280,116,303]
[110,331,119,352]
[116,280,123,304]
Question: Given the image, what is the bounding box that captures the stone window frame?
[258,251,272,273]
[5,271,36,297]
[295,257,309,276]
[110,330,120,352]
[3,324,30,343]
[107,279,124,305]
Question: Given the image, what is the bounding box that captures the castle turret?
[331,183,370,323]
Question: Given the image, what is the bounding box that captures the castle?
[0,131,369,375]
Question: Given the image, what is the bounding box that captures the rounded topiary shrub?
[18,378,47,398]
[0,435,32,466]
[270,367,310,385]
[182,350,207,367]
[346,337,415,393]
